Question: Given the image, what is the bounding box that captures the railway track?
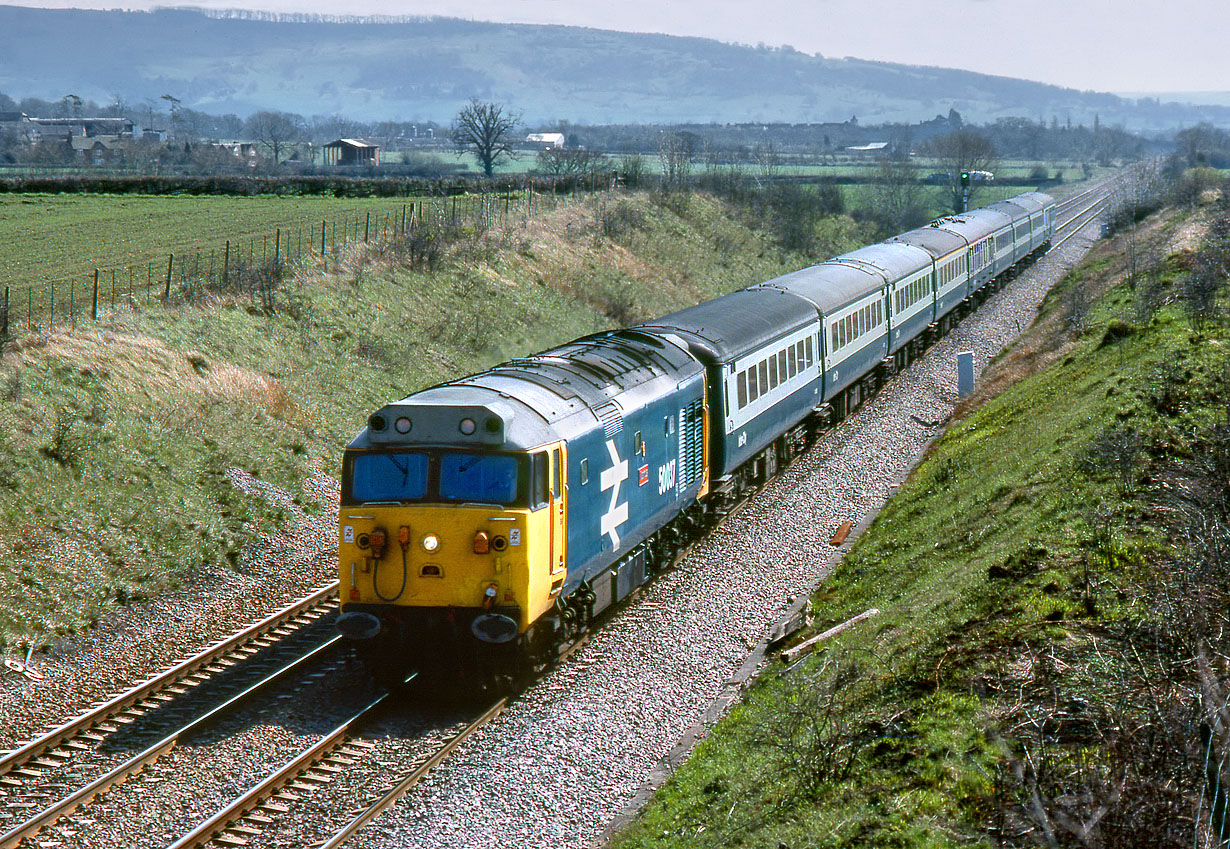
[0,583,341,848]
[153,180,1120,849]
[0,180,1115,849]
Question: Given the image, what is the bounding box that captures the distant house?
[71,135,128,165]
[0,112,32,143]
[323,138,380,166]
[210,141,258,163]
[525,132,566,150]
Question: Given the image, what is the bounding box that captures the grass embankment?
[612,192,1230,846]
[0,191,874,649]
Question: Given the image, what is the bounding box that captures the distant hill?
[1,6,1227,128]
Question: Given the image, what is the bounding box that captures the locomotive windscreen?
[439,453,520,503]
[344,450,528,506]
[351,452,429,502]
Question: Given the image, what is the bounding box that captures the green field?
[0,194,424,289]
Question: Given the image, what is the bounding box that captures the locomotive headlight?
[394,416,412,434]
[421,533,440,553]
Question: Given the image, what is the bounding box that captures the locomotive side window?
[528,452,549,508]
[552,448,561,498]
[351,452,429,503]
[580,458,589,485]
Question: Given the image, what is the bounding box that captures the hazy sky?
[12,0,1228,94]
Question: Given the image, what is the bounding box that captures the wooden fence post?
[364,211,370,243]
[164,253,174,300]
[49,282,53,329]
[275,228,281,265]
[92,270,99,320]
[2,286,8,338]
[321,220,326,255]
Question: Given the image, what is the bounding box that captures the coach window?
[737,371,748,409]
[805,337,814,367]
[758,360,769,394]
[580,458,589,485]
[749,366,759,402]
[787,345,797,378]
[777,351,787,383]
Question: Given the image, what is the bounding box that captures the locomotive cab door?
[549,445,567,589]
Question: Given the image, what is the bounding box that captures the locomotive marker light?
[394,416,412,434]
[459,417,477,435]
[473,530,490,554]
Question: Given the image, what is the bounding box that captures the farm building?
[525,132,566,150]
[323,138,380,166]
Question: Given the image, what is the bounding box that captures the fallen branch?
[782,608,880,664]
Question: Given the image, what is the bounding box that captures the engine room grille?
[595,402,623,437]
[678,399,703,490]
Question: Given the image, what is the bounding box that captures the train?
[334,190,1056,686]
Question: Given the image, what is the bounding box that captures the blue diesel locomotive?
[335,190,1056,683]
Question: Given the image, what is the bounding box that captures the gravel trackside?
[347,220,1104,849]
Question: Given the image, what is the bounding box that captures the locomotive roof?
[634,287,817,363]
[751,260,884,315]
[349,329,702,452]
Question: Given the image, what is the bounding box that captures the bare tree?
[658,130,697,195]
[868,153,927,232]
[244,110,305,165]
[534,147,608,179]
[924,129,998,213]
[451,99,519,178]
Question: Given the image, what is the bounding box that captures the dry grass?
[4,328,302,424]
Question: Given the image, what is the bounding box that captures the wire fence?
[0,183,577,338]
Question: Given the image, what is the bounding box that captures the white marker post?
[957,350,975,399]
